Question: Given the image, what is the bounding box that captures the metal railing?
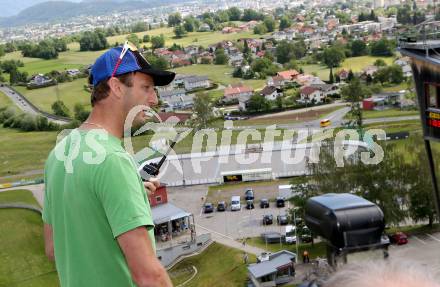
[398,21,440,57]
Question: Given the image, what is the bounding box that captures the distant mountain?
[0,0,183,27]
[0,0,81,17]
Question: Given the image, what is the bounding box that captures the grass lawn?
[106,27,268,49]
[235,106,345,126]
[0,128,58,177]
[168,242,256,287]
[0,190,59,287]
[303,56,395,82]
[246,237,327,260]
[15,78,91,114]
[1,50,103,76]
[341,56,394,72]
[172,64,266,90]
[0,90,14,108]
[361,109,419,119]
[364,119,421,134]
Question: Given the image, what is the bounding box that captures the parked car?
[260,198,270,208]
[246,199,254,209]
[277,214,288,225]
[262,214,273,225]
[217,201,227,212]
[389,231,408,245]
[245,188,254,200]
[231,196,241,211]
[276,197,285,208]
[300,227,313,243]
[204,203,214,213]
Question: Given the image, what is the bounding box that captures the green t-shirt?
[43,128,155,287]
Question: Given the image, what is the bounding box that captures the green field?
[105,26,267,49]
[0,190,59,287]
[15,78,91,113]
[1,50,103,76]
[169,242,256,287]
[362,109,419,119]
[0,128,58,177]
[173,64,266,90]
[303,56,395,82]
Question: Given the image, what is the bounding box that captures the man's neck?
[82,105,125,139]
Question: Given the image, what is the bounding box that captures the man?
[42,43,175,287]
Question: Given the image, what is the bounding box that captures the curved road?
[0,85,70,125]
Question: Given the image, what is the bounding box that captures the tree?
[397,5,412,24]
[275,41,296,64]
[131,22,148,33]
[374,58,387,67]
[247,94,271,113]
[192,93,213,129]
[242,9,264,21]
[251,57,278,78]
[322,47,345,68]
[183,18,195,32]
[52,100,70,117]
[214,48,228,65]
[263,17,276,32]
[341,78,370,128]
[79,30,109,51]
[370,38,393,57]
[143,35,150,43]
[174,25,187,38]
[168,13,182,27]
[227,7,241,21]
[126,33,140,47]
[351,40,368,57]
[73,103,90,122]
[329,68,334,84]
[0,45,5,57]
[279,16,292,31]
[232,67,243,78]
[151,35,165,49]
[145,53,169,70]
[253,24,268,35]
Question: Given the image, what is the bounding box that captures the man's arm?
[117,227,172,287]
[43,223,55,262]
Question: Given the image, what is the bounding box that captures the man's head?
[324,259,440,287]
[89,43,175,123]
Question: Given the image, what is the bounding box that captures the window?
[426,83,440,109]
[156,196,162,202]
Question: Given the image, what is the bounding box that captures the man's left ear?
[107,77,124,100]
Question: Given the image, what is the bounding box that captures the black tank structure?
[305,193,389,266]
[398,21,440,219]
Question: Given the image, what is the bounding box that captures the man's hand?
[143,178,160,195]
[44,223,55,262]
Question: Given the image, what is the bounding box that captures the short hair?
[89,73,134,107]
[324,259,440,287]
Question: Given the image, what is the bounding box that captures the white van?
[231,196,241,211]
[285,225,297,244]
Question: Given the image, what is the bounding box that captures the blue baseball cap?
[89,46,175,87]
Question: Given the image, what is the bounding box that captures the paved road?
[0,85,70,125]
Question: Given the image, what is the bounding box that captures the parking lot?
[168,184,295,240]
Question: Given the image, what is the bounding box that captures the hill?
[0,0,184,27]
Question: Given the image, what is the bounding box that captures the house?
[247,250,296,287]
[276,70,300,82]
[198,23,211,32]
[337,69,350,81]
[310,84,340,97]
[229,52,244,67]
[299,86,325,104]
[363,91,406,110]
[157,112,192,124]
[362,65,379,77]
[260,86,283,101]
[223,84,254,103]
[238,93,253,111]
[267,76,286,88]
[183,75,210,91]
[184,45,199,55]
[66,69,80,76]
[295,74,325,86]
[147,185,194,244]
[27,74,56,88]
[159,89,194,109]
